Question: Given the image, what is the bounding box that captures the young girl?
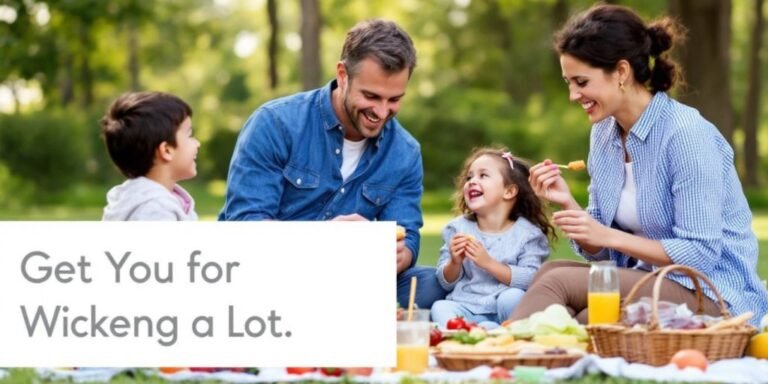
[431,147,555,329]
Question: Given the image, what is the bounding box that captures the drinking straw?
[407,276,417,321]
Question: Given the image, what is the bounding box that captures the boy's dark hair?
[453,146,557,244]
[100,91,192,178]
[340,19,417,79]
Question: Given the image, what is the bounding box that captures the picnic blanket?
[34,355,768,383]
[547,355,768,383]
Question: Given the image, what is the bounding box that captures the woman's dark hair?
[554,4,685,93]
[453,146,556,243]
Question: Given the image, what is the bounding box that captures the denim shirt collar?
[319,79,387,148]
[610,91,670,147]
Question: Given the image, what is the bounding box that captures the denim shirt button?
[340,188,345,194]
[335,148,341,155]
[296,178,302,185]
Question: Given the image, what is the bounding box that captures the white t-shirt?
[340,138,367,181]
[614,162,651,271]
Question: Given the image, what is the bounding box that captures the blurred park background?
[1,0,767,277]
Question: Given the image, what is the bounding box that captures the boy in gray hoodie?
[101,91,199,221]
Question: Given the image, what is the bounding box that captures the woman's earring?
[619,81,625,92]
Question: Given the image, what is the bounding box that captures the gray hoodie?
[102,177,198,221]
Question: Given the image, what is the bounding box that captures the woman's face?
[560,54,623,124]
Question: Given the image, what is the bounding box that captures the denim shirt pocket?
[360,183,396,217]
[283,163,320,189]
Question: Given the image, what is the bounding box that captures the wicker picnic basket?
[587,264,757,366]
[433,352,582,371]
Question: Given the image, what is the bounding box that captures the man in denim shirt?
[219,20,446,309]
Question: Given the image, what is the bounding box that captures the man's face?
[336,57,410,141]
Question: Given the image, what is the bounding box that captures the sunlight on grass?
[207,179,227,197]
[754,214,768,240]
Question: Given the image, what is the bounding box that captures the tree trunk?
[743,0,764,187]
[300,0,322,90]
[79,23,93,108]
[669,0,734,144]
[267,0,279,90]
[127,19,141,91]
[550,0,568,76]
[60,52,75,106]
[9,80,20,114]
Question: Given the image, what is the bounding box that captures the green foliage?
[200,128,239,181]
[0,111,91,192]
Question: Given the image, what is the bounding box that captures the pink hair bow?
[501,152,514,169]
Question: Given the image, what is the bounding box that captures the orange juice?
[396,344,429,374]
[588,291,620,324]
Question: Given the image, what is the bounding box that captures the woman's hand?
[529,159,578,209]
[553,209,612,249]
[464,238,493,270]
[449,234,469,265]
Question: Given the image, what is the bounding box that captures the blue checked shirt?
[218,80,424,265]
[573,92,768,326]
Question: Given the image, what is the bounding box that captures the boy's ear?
[503,185,518,201]
[156,141,174,162]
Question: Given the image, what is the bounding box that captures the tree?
[300,0,322,90]
[267,0,279,89]
[743,0,764,187]
[669,0,734,144]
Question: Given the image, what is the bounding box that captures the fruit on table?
[345,367,374,376]
[446,316,468,330]
[320,367,343,376]
[286,367,317,375]
[748,332,768,359]
[189,367,217,373]
[670,349,708,371]
[159,367,185,374]
[430,326,444,346]
[489,366,512,379]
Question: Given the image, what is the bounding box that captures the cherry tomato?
[670,349,708,371]
[320,367,343,376]
[464,320,478,331]
[489,366,512,379]
[446,316,467,330]
[430,327,444,346]
[345,367,373,376]
[286,367,317,375]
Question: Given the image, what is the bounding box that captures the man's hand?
[332,214,411,273]
[331,213,368,221]
[396,242,412,274]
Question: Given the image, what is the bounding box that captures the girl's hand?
[464,239,493,270]
[449,234,469,265]
[529,159,577,208]
[553,209,612,248]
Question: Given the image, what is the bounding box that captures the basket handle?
[621,264,730,330]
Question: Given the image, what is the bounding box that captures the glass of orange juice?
[588,261,620,325]
[396,309,430,374]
